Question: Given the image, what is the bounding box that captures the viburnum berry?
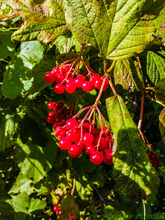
[61,64,72,73]
[104,153,113,165]
[86,145,96,155]
[82,81,92,92]
[75,140,86,150]
[54,126,66,138]
[47,116,55,123]
[52,66,60,75]
[94,78,103,90]
[74,74,86,88]
[44,72,56,84]
[90,151,104,165]
[83,133,94,146]
[53,206,59,212]
[65,81,77,94]
[48,112,55,117]
[47,102,54,109]
[59,137,71,150]
[54,84,65,94]
[66,129,80,142]
[68,144,82,158]
[56,73,66,83]
[66,118,78,130]
[69,215,73,219]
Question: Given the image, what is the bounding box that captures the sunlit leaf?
[106,95,160,199]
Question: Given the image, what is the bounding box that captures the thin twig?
[71,177,76,195]
[92,184,106,207]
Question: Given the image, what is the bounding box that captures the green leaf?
[106,95,160,199]
[147,51,165,85]
[155,78,165,105]
[28,197,47,215]
[0,114,16,151]
[159,108,165,144]
[2,40,44,99]
[16,136,58,183]
[113,58,143,92]
[64,0,165,59]
[9,0,68,44]
[0,30,15,59]
[63,0,114,57]
[9,172,34,195]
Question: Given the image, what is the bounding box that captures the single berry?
[86,145,96,155]
[52,66,60,75]
[65,81,77,94]
[83,133,94,146]
[90,151,104,165]
[66,129,80,142]
[94,78,103,90]
[48,102,54,109]
[61,64,72,73]
[54,84,65,94]
[56,73,66,83]
[66,118,79,130]
[44,72,56,84]
[53,206,59,212]
[82,81,92,92]
[74,75,86,88]
[54,126,66,138]
[104,153,113,165]
[47,116,55,123]
[68,144,82,158]
[69,215,73,219]
[59,137,71,150]
[48,112,55,117]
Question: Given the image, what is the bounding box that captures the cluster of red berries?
[53,206,73,219]
[44,64,109,94]
[54,118,114,165]
[47,101,72,130]
[148,151,161,167]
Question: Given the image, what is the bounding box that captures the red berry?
[56,73,66,83]
[21,22,24,27]
[59,137,71,150]
[74,75,86,88]
[90,151,103,165]
[69,215,73,219]
[47,102,54,109]
[83,133,94,146]
[155,158,161,166]
[65,81,77,94]
[86,145,96,155]
[53,122,59,130]
[48,112,55,117]
[44,72,56,84]
[66,118,79,130]
[56,209,61,215]
[52,66,60,75]
[61,64,72,73]
[82,81,92,92]
[53,206,59,212]
[68,144,83,158]
[94,78,103,90]
[66,129,80,142]
[54,84,65,94]
[104,153,113,165]
[91,128,99,137]
[47,116,55,123]
[54,126,66,138]
[91,74,101,81]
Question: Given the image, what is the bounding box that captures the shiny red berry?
[83,133,94,146]
[59,137,71,150]
[68,144,82,158]
[44,72,56,84]
[54,84,65,94]
[90,151,103,165]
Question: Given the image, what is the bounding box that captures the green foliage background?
[0,0,165,219]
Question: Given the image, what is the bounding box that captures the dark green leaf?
[155,78,165,105]
[147,51,165,85]
[0,30,15,59]
[16,136,58,183]
[106,95,160,199]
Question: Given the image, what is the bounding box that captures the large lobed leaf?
[0,0,69,44]
[106,95,160,199]
[64,0,165,59]
[16,136,58,183]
